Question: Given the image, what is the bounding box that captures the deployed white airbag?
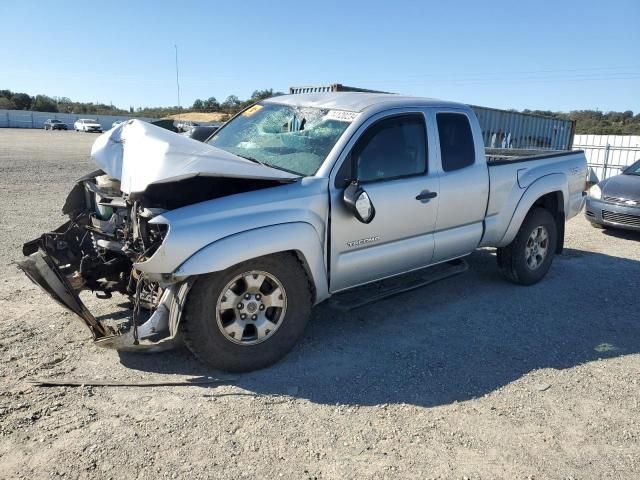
[90,120,298,194]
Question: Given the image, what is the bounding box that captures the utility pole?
[174,44,181,111]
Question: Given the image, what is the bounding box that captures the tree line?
[0,88,284,120]
[2,88,639,134]
[521,109,640,136]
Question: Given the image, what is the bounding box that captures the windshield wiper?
[236,154,266,166]
[235,154,301,176]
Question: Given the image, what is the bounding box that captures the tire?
[497,207,558,285]
[181,253,312,372]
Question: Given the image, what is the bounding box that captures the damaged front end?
[19,119,298,350]
[19,170,189,350]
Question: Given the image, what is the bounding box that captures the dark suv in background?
[43,119,68,130]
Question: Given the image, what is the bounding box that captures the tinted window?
[436,113,475,172]
[353,114,427,183]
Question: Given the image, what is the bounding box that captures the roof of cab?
[263,92,465,113]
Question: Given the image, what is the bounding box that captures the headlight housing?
[588,183,602,199]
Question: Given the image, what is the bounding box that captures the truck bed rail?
[486,148,583,166]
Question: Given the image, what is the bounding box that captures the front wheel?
[497,208,558,285]
[181,254,312,372]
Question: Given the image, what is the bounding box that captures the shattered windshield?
[208,102,355,176]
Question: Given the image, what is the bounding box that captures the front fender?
[174,222,329,304]
[498,173,569,247]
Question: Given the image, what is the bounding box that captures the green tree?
[31,95,58,112]
[221,95,240,113]
[250,89,274,101]
[0,97,16,109]
[192,99,204,111]
[11,93,32,110]
[250,88,285,101]
[203,97,219,112]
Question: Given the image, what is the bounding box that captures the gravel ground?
[0,128,639,479]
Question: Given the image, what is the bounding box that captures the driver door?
[329,112,440,292]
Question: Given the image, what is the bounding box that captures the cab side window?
[436,113,475,171]
[352,114,427,183]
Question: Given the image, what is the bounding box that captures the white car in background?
[74,119,103,133]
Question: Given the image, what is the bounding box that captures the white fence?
[0,109,155,131]
[573,134,640,181]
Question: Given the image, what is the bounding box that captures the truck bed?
[479,148,588,248]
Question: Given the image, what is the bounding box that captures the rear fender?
[174,223,329,304]
[498,174,569,247]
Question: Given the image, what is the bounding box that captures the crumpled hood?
[601,173,640,200]
[90,119,298,194]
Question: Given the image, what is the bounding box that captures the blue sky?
[2,0,639,112]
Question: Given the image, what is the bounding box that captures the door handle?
[415,190,438,201]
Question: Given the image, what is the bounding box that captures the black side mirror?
[343,181,375,224]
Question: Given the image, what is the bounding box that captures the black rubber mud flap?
[328,259,469,311]
[17,251,112,339]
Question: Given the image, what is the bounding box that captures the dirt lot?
[0,128,638,479]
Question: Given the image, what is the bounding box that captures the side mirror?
[343,181,375,224]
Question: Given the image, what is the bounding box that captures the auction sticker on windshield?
[325,110,359,122]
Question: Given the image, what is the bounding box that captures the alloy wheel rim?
[215,270,287,345]
[525,226,549,270]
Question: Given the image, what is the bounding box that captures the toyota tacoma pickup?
[19,93,588,372]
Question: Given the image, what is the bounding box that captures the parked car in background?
[43,119,68,131]
[74,119,103,133]
[176,120,198,133]
[586,159,640,231]
[181,125,219,142]
[19,93,588,372]
[151,119,179,133]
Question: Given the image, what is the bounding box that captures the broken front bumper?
[18,248,192,351]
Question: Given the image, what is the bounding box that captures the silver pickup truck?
[19,93,588,372]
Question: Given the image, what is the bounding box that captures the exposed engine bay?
[19,170,286,349]
[20,170,176,348]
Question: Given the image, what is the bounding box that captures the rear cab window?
[436,113,475,172]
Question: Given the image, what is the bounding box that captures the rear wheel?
[182,254,312,372]
[497,208,557,285]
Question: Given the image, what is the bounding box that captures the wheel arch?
[174,222,329,304]
[532,190,565,253]
[499,174,568,250]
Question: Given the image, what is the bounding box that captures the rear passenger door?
[430,110,489,263]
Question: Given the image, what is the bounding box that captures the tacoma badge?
[347,236,380,248]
